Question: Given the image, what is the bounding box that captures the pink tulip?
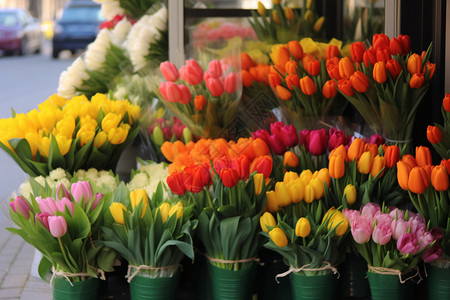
[374,212,393,226]
[203,70,215,82]
[165,82,183,103]
[178,84,192,104]
[9,196,31,219]
[206,77,224,97]
[361,203,380,219]
[391,219,411,240]
[159,82,170,101]
[71,181,92,204]
[397,233,420,255]
[422,244,443,263]
[180,60,204,85]
[372,223,392,245]
[389,208,405,220]
[343,208,360,222]
[48,216,67,238]
[56,183,71,202]
[416,231,435,252]
[35,212,50,230]
[56,197,74,215]
[208,60,222,78]
[160,61,179,82]
[350,215,372,244]
[368,134,384,146]
[91,193,104,211]
[430,227,444,241]
[224,72,238,94]
[280,124,298,148]
[308,128,329,156]
[37,197,57,215]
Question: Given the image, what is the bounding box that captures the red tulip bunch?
[333,33,435,152]
[158,59,241,138]
[427,93,450,160]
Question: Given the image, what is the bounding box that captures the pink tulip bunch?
[344,203,442,273]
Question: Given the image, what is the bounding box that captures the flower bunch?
[261,206,348,277]
[0,93,140,177]
[7,180,115,281]
[344,203,440,275]
[249,0,325,44]
[95,0,160,20]
[427,93,450,160]
[334,33,435,151]
[157,57,242,138]
[396,148,450,256]
[127,160,169,200]
[105,183,197,279]
[327,138,406,208]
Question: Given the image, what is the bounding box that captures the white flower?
[75,169,86,178]
[113,86,128,100]
[18,181,32,198]
[150,6,168,31]
[84,29,112,70]
[49,168,67,181]
[57,57,89,98]
[35,176,46,187]
[127,162,169,198]
[85,168,101,180]
[111,18,132,46]
[100,0,125,20]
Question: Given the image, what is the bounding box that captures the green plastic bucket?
[129,273,179,300]
[426,264,450,300]
[290,272,338,300]
[52,277,99,300]
[209,262,257,300]
[367,272,413,300]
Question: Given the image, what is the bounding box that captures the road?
[0,41,75,221]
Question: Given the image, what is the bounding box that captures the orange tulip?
[364,143,378,157]
[161,141,175,162]
[373,61,387,84]
[384,145,400,168]
[350,71,369,93]
[306,58,320,76]
[288,40,303,61]
[284,6,294,20]
[350,41,366,63]
[357,151,375,174]
[363,47,377,67]
[407,53,422,75]
[443,93,450,112]
[386,59,402,79]
[337,79,354,96]
[265,191,279,213]
[194,95,207,111]
[327,45,340,59]
[284,151,299,167]
[329,144,348,162]
[427,125,442,144]
[348,138,365,162]
[426,62,436,79]
[410,73,425,88]
[276,85,292,100]
[241,53,255,70]
[322,80,337,99]
[276,46,290,66]
[268,73,281,89]
[285,60,298,75]
[286,74,300,90]
[299,76,317,95]
[431,165,449,191]
[416,146,432,166]
[251,138,271,158]
[371,155,386,178]
[441,159,450,172]
[339,57,356,79]
[402,154,418,169]
[408,166,430,194]
[329,153,345,179]
[272,10,280,24]
[397,161,413,190]
[241,70,253,87]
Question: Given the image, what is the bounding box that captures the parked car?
[52,0,103,59]
[0,8,42,56]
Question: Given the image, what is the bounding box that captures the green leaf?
[73,138,95,170]
[38,256,52,282]
[48,135,66,171]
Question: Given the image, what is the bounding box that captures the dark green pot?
[367,272,414,300]
[426,264,450,300]
[209,262,257,300]
[290,272,338,300]
[129,273,179,300]
[52,277,99,300]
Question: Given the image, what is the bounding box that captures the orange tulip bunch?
[268,40,346,129]
[396,146,450,255]
[327,138,405,208]
[334,33,435,152]
[427,93,450,160]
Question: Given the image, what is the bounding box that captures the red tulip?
[350,41,366,63]
[194,95,207,111]
[389,37,403,56]
[167,172,186,195]
[323,80,337,99]
[268,73,281,89]
[206,77,224,97]
[327,63,341,80]
[384,145,400,168]
[306,58,320,76]
[327,45,340,59]
[180,60,204,85]
[288,40,303,60]
[300,129,310,150]
[427,126,442,144]
[183,165,212,193]
[410,73,425,88]
[376,48,391,63]
[231,155,250,181]
[338,79,354,96]
[386,59,402,79]
[363,47,377,67]
[241,70,253,87]
[208,60,223,78]
[373,33,390,51]
[250,155,273,179]
[285,60,298,75]
[220,167,240,188]
[398,35,411,55]
[443,93,450,112]
[165,82,182,103]
[224,72,238,94]
[252,129,271,147]
[178,84,192,104]
[350,71,369,93]
[160,61,179,82]
[285,74,300,90]
[241,53,255,70]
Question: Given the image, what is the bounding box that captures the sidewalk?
[0,211,52,300]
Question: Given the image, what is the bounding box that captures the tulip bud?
[348,138,365,162]
[260,212,276,232]
[269,228,288,247]
[371,155,386,178]
[329,154,345,179]
[48,216,67,238]
[306,59,320,76]
[206,77,224,97]
[130,189,148,218]
[265,191,279,213]
[295,217,311,237]
[386,59,402,79]
[71,181,93,204]
[322,80,337,99]
[313,16,325,32]
[304,184,315,203]
[283,151,299,168]
[257,1,266,16]
[416,146,432,166]
[327,45,340,59]
[337,79,354,96]
[288,41,303,61]
[358,151,375,174]
[407,53,422,75]
[410,73,425,88]
[91,193,103,211]
[283,171,299,183]
[94,131,107,148]
[329,212,349,236]
[157,203,171,223]
[431,165,449,192]
[56,197,75,215]
[250,155,273,179]
[276,85,292,101]
[350,42,366,63]
[160,61,179,82]
[363,48,377,67]
[37,197,57,215]
[180,60,204,85]
[9,196,31,219]
[350,71,369,93]
[275,182,291,207]
[408,166,430,194]
[169,202,183,219]
[343,184,356,205]
[224,72,238,94]
[284,7,294,20]
[272,10,280,24]
[167,172,186,195]
[373,61,387,84]
[339,57,355,79]
[427,126,442,144]
[384,145,400,168]
[110,202,127,225]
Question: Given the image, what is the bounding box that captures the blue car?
[52,0,104,59]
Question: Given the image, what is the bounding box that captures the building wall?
[0,0,70,21]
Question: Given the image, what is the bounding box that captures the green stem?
[58,237,73,272]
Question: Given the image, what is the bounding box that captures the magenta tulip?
[270,122,283,136]
[268,134,286,155]
[430,227,444,241]
[56,197,75,215]
[372,223,392,245]
[160,61,179,82]
[48,216,67,238]
[37,197,57,215]
[91,193,104,211]
[350,215,372,244]
[35,212,50,230]
[56,183,71,202]
[328,128,346,151]
[280,124,298,148]
[308,128,328,156]
[300,129,311,150]
[422,244,443,263]
[252,129,271,147]
[71,181,92,204]
[369,134,384,146]
[9,196,31,219]
[206,77,224,97]
[397,233,419,255]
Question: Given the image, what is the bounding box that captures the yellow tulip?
[38,109,58,132]
[304,10,313,24]
[316,168,330,188]
[80,101,98,120]
[101,112,122,133]
[55,134,72,156]
[304,184,315,203]
[295,217,311,237]
[269,228,288,247]
[260,212,276,232]
[284,7,294,21]
[26,109,42,130]
[343,184,357,205]
[110,202,127,225]
[55,116,75,138]
[157,202,171,223]
[266,191,279,213]
[94,131,107,148]
[272,0,281,5]
[283,171,299,184]
[257,1,266,16]
[313,16,325,32]
[128,105,141,125]
[107,124,130,145]
[322,207,336,224]
[275,182,291,207]
[299,169,313,183]
[169,202,183,219]
[111,100,130,119]
[130,189,148,218]
[310,177,324,199]
[76,126,96,147]
[38,135,51,157]
[288,179,305,203]
[357,151,375,174]
[25,131,39,158]
[272,10,280,24]
[328,212,349,236]
[79,115,97,128]
[254,173,265,196]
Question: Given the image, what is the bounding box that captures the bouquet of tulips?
[104,183,197,280]
[344,203,440,275]
[0,93,140,177]
[334,33,435,152]
[249,0,325,44]
[157,56,242,138]
[7,180,116,282]
[427,93,450,160]
[396,148,450,257]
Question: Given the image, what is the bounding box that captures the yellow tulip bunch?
[0,93,141,177]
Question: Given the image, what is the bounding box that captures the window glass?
[343,0,385,43]
[0,12,19,26]
[60,6,104,22]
